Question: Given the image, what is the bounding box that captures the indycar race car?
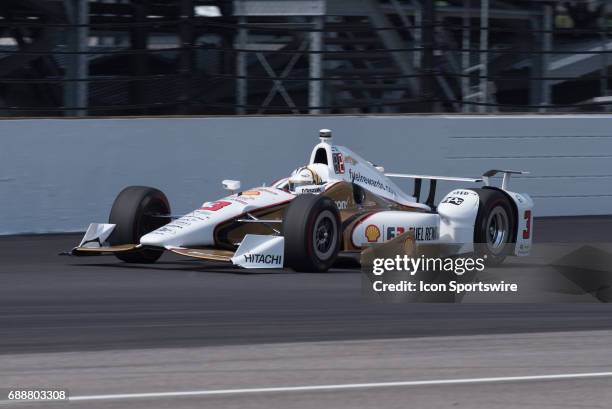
[68,129,534,272]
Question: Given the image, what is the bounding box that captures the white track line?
[2,372,611,405]
[59,372,612,402]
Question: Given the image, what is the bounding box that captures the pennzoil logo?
[365,224,381,242]
[242,190,261,196]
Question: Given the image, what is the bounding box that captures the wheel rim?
[312,210,338,260]
[485,206,509,254]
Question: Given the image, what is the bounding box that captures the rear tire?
[108,186,170,263]
[282,195,341,272]
[470,188,516,266]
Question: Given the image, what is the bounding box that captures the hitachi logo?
[243,253,283,265]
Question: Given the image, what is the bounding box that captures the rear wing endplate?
[482,169,529,190]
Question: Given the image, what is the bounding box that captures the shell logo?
[242,190,261,196]
[365,224,381,242]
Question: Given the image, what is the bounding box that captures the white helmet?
[288,166,322,191]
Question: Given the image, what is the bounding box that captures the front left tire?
[108,186,170,263]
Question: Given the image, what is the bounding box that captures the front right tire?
[282,194,341,272]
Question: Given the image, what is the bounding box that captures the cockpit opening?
[313,148,328,165]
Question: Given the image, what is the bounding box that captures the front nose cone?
[139,231,168,247]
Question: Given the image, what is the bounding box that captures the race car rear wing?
[386,170,529,206]
[385,173,483,207]
[384,173,483,183]
[482,169,529,190]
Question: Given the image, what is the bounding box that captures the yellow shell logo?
[365,224,381,242]
[242,190,261,196]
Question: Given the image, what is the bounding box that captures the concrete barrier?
[1,115,611,234]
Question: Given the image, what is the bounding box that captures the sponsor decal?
[365,224,381,242]
[349,169,395,195]
[260,188,279,195]
[442,196,464,206]
[412,226,438,241]
[453,190,476,196]
[243,253,283,265]
[200,201,232,211]
[386,226,405,239]
[298,186,325,194]
[242,190,261,196]
[335,200,349,210]
[228,197,249,205]
[386,226,438,241]
[332,153,345,174]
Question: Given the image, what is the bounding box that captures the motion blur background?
[2,0,612,116]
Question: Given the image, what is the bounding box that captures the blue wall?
[1,115,611,234]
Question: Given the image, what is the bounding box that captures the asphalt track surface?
[1,217,612,408]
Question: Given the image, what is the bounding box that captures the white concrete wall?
[1,115,611,234]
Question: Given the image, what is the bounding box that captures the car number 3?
[522,210,532,239]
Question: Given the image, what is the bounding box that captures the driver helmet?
[288,166,322,191]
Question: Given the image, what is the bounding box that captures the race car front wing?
[67,223,285,269]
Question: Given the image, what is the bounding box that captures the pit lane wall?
[1,115,611,234]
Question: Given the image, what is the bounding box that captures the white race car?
[68,129,534,271]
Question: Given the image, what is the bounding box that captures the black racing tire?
[470,188,516,266]
[282,194,341,272]
[108,186,170,263]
